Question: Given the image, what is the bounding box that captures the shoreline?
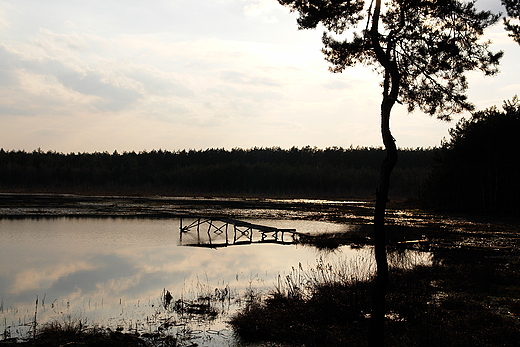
[0,192,375,220]
[1,192,519,254]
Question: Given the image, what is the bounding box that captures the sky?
[0,0,518,153]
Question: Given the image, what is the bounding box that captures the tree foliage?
[425,96,520,215]
[502,0,520,44]
[279,0,503,119]
[0,146,434,199]
[276,1,503,345]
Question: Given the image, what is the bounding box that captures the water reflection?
[179,217,357,248]
[0,217,364,343]
[0,217,430,345]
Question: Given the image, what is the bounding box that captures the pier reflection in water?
[0,217,431,345]
[0,217,368,344]
[179,216,313,247]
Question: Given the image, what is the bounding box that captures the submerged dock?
[179,216,307,247]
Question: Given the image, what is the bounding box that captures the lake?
[2,194,516,346]
[1,216,395,346]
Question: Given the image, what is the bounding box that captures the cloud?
[36,28,90,51]
[0,45,20,86]
[128,69,194,98]
[0,105,35,116]
[9,261,96,294]
[47,254,138,297]
[0,0,516,152]
[243,0,281,23]
[52,69,142,111]
[0,6,10,32]
[1,17,322,128]
[322,80,351,90]
[221,69,281,87]
[0,51,142,113]
[1,31,174,113]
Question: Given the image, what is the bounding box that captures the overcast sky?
[1,0,518,153]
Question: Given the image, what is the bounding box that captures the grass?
[4,251,518,347]
[0,312,199,347]
[297,224,431,250]
[230,257,374,346]
[1,284,234,347]
[0,318,170,346]
[229,249,520,347]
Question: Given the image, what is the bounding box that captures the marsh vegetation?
[0,196,518,346]
[230,250,520,347]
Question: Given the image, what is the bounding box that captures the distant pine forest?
[0,146,435,201]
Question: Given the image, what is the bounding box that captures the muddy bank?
[0,192,374,220]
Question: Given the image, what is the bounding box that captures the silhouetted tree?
[426,96,520,214]
[276,0,502,345]
[502,0,520,44]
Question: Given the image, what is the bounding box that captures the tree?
[502,0,520,44]
[276,0,503,345]
[426,96,520,214]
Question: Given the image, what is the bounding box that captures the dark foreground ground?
[1,193,519,346]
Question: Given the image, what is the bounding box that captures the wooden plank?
[179,216,313,248]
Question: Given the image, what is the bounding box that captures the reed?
[230,254,520,347]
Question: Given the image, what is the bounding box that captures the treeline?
[2,99,518,215]
[0,146,435,199]
[424,97,520,215]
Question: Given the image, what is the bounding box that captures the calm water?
[0,217,375,345]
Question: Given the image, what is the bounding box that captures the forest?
[2,96,518,216]
[0,146,435,200]
[424,97,520,215]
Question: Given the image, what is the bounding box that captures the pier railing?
[179,216,307,247]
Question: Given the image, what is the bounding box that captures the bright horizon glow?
[0,0,518,153]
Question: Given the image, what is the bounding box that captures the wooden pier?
[179,216,307,247]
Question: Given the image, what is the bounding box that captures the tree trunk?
[368,2,400,345]
[369,94,398,347]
